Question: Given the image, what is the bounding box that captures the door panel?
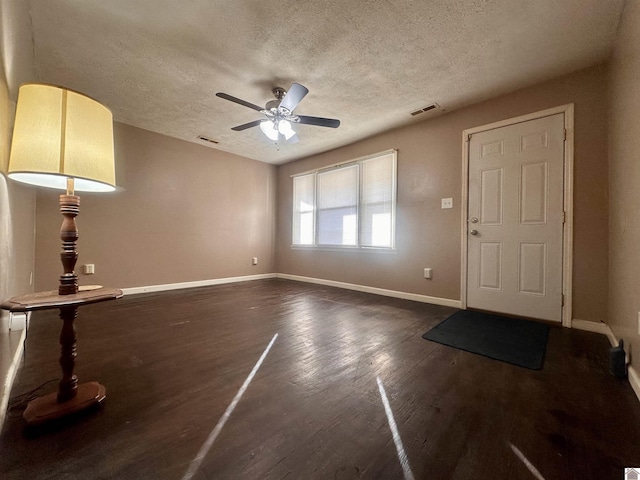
[519,242,546,295]
[466,114,564,322]
[520,162,547,224]
[480,168,503,225]
[479,242,502,290]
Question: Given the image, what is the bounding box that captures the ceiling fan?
[216,83,340,144]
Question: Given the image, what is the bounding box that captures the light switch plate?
[441,198,453,209]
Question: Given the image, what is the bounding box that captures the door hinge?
[561,211,566,224]
[467,133,472,141]
[561,294,565,306]
[563,128,567,141]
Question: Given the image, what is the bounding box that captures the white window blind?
[292,150,396,250]
[292,174,315,245]
[360,153,396,248]
[317,165,359,246]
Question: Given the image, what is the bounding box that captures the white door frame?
[460,104,574,328]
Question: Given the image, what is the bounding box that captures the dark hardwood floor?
[1,279,639,479]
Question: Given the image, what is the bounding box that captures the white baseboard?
[121,273,277,295]
[121,272,461,308]
[571,319,617,346]
[572,318,640,404]
[1,330,26,432]
[275,273,462,309]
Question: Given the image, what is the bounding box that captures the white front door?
[466,113,565,322]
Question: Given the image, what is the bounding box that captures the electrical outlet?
[424,268,432,279]
[441,198,453,209]
[83,264,95,275]
[252,257,258,266]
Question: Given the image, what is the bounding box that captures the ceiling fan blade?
[279,83,309,113]
[216,92,264,112]
[297,115,340,128]
[231,120,263,131]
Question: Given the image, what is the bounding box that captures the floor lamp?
[8,83,116,291]
[6,83,117,422]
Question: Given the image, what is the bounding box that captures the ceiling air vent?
[197,135,219,144]
[410,103,439,116]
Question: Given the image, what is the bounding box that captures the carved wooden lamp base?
[23,382,106,426]
[19,189,112,426]
[59,193,80,295]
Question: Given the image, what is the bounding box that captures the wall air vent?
[410,103,439,116]
[197,135,219,144]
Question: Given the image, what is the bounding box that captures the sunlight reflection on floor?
[510,443,546,480]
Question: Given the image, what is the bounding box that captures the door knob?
[469,229,478,236]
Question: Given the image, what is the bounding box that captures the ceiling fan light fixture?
[278,119,296,141]
[259,120,279,141]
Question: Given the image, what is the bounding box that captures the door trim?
[460,104,574,327]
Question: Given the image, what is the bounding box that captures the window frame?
[291,149,397,252]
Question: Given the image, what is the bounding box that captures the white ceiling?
[27,0,624,165]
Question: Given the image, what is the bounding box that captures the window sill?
[290,245,398,254]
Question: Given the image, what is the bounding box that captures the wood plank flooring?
[1,279,639,479]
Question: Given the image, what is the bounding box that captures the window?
[292,174,315,245]
[292,149,396,249]
[317,165,358,246]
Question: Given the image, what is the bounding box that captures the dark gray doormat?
[422,310,550,370]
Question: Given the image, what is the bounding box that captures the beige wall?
[276,64,609,323]
[34,123,276,290]
[0,0,36,332]
[608,1,640,369]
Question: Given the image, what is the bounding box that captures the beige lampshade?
[8,83,116,192]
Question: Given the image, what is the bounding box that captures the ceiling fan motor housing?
[266,87,286,110]
[265,99,280,111]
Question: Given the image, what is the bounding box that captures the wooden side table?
[1,286,123,425]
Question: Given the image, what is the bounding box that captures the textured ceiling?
[27,0,623,164]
